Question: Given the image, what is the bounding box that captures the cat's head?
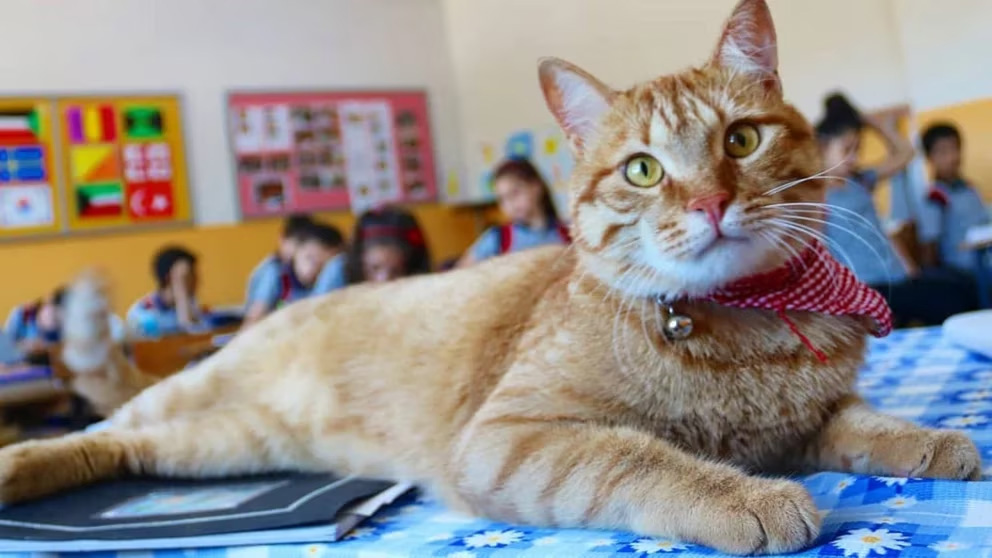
[540,0,822,299]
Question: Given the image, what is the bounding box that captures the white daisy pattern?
[629,538,689,554]
[929,540,971,552]
[462,529,526,548]
[939,415,989,428]
[833,476,857,494]
[427,532,454,542]
[832,528,910,558]
[882,495,918,509]
[876,516,898,525]
[874,476,909,487]
[959,389,992,401]
[586,538,618,548]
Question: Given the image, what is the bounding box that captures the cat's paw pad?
[917,430,982,480]
[705,478,821,555]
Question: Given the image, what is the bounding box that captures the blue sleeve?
[3,307,26,342]
[127,302,163,338]
[312,254,347,295]
[859,169,880,192]
[469,227,501,262]
[917,195,943,243]
[245,261,281,309]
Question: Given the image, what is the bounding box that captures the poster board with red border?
[55,95,192,232]
[227,90,437,217]
[0,98,63,239]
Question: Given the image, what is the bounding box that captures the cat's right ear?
[538,57,614,155]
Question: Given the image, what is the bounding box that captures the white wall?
[0,0,463,224]
[892,0,992,111]
[441,0,911,193]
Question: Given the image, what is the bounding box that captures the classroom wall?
[0,0,475,317]
[441,0,910,191]
[0,206,479,317]
[892,0,992,201]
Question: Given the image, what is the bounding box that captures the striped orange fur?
[0,1,979,555]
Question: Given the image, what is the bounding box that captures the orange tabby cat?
[0,0,980,554]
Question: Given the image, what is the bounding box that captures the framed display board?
[0,98,62,238]
[55,95,192,231]
[228,90,437,216]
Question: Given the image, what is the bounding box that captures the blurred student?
[346,207,431,284]
[243,214,313,325]
[816,93,976,326]
[3,287,65,353]
[458,159,569,267]
[918,123,989,273]
[248,222,345,314]
[127,246,211,337]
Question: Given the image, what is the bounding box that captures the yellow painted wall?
[917,97,992,202]
[0,204,481,318]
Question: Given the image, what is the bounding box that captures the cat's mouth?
[693,232,750,256]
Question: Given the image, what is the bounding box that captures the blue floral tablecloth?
[7,327,992,558]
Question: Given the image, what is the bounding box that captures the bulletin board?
[227,90,437,217]
[55,95,192,231]
[0,98,62,239]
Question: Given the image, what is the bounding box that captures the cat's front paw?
[0,441,56,504]
[870,429,981,480]
[915,430,981,480]
[698,477,821,555]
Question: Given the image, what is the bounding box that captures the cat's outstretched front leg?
[809,396,982,480]
[452,397,820,555]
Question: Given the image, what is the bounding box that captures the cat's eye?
[724,123,761,158]
[623,155,664,188]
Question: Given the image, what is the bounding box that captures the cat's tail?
[62,270,158,416]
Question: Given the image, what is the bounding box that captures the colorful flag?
[124,107,164,139]
[127,181,174,220]
[0,185,53,228]
[76,183,123,217]
[70,145,120,183]
[0,147,46,183]
[0,109,40,145]
[67,105,116,144]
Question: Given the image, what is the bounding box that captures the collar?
[669,242,893,361]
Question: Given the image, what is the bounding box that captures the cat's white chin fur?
[638,234,780,299]
[577,230,781,302]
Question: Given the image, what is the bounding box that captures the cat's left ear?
[712,0,781,93]
[538,57,615,155]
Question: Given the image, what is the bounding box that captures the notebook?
[0,473,412,552]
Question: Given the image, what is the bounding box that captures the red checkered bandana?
[703,241,893,361]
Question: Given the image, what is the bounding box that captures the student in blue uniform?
[3,287,65,353]
[816,94,977,326]
[243,213,314,326]
[269,222,346,309]
[458,159,569,267]
[127,246,211,337]
[918,123,989,273]
[346,207,431,284]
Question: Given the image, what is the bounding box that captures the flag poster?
[57,95,191,231]
[0,99,60,238]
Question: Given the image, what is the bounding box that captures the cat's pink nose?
[686,192,730,231]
